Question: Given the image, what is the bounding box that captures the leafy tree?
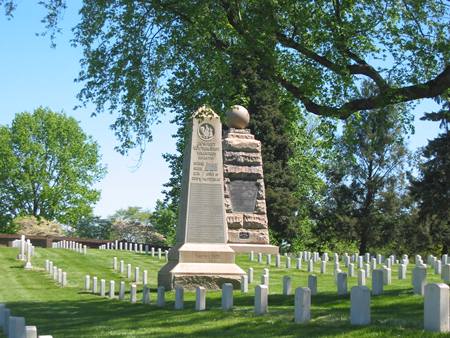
[109,206,166,245]
[12,215,64,236]
[2,0,445,153]
[3,1,448,242]
[0,107,106,229]
[110,206,152,226]
[149,199,177,245]
[74,216,112,240]
[316,84,412,253]
[410,101,450,254]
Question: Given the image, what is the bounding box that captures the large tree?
[316,84,412,253]
[410,103,450,254]
[3,0,448,241]
[0,107,106,228]
[3,0,444,152]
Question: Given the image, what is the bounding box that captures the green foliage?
[410,100,450,254]
[0,107,106,228]
[149,200,176,246]
[74,216,112,240]
[316,84,413,253]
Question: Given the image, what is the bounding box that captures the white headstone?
[294,287,311,324]
[382,266,391,285]
[241,275,248,293]
[100,279,106,297]
[195,286,206,311]
[283,276,292,296]
[350,286,370,325]
[255,285,268,315]
[92,277,98,294]
[143,270,148,285]
[142,285,150,304]
[424,283,449,332]
[134,267,140,283]
[175,287,184,310]
[119,281,125,300]
[337,272,348,296]
[308,275,317,295]
[412,265,427,295]
[8,316,25,338]
[358,269,366,286]
[130,284,137,303]
[398,264,407,280]
[157,286,165,307]
[248,268,253,284]
[221,283,233,310]
[372,269,383,295]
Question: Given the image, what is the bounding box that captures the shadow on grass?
[3,288,441,338]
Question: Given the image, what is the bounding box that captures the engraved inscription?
[186,183,225,243]
[229,180,258,213]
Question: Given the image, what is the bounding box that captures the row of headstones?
[250,252,450,282]
[52,240,87,255]
[83,273,449,334]
[99,241,168,258]
[251,251,448,266]
[0,304,52,338]
[44,260,68,287]
[111,258,151,284]
[14,235,34,270]
[83,275,164,306]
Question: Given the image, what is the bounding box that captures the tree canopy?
[3,1,447,153]
[0,107,106,228]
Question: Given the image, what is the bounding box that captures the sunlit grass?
[0,247,447,337]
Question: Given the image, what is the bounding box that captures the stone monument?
[223,105,279,254]
[158,106,245,290]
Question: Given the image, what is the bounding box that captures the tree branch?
[278,65,450,118]
[277,32,388,89]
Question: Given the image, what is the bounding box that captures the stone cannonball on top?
[226,105,250,129]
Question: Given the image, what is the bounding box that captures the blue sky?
[0,2,442,217]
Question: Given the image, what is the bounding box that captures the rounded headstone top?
[226,105,250,129]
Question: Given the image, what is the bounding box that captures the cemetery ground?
[0,247,448,338]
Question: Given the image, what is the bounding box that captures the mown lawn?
[0,247,448,337]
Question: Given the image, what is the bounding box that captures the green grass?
[0,247,448,337]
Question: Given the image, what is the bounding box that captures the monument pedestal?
[158,243,245,290]
[229,243,279,255]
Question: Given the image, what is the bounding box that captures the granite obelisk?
[158,106,245,290]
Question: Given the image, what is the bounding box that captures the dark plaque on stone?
[229,180,258,213]
[239,231,250,239]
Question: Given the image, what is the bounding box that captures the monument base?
[158,243,245,290]
[229,243,279,255]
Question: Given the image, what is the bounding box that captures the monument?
[223,105,279,254]
[158,106,246,290]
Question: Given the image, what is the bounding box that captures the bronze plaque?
[239,231,250,239]
[229,180,258,213]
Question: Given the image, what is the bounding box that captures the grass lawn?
[0,246,448,337]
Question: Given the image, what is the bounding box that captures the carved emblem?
[198,123,215,141]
